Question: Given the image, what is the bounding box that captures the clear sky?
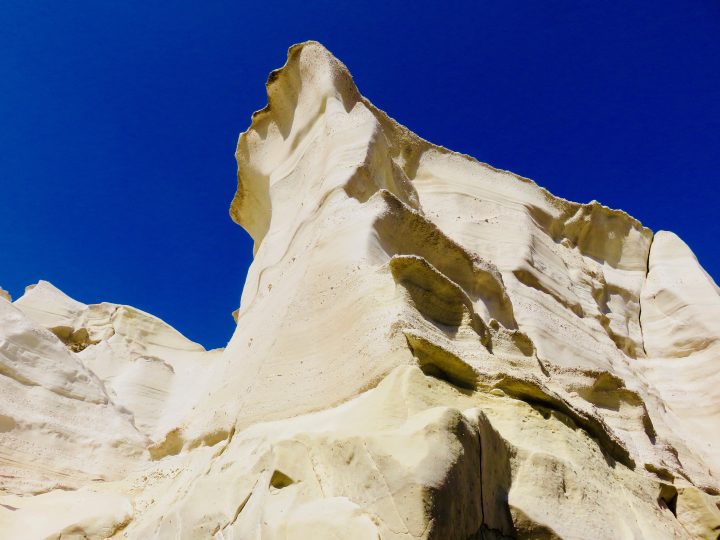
[2,1,719,348]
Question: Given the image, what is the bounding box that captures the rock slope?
[1,41,719,539]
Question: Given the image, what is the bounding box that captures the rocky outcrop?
[1,42,719,538]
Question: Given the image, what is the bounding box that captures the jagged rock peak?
[231,41,649,260]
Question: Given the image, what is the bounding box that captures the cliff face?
[1,41,719,539]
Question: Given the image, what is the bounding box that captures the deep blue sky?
[2,1,718,348]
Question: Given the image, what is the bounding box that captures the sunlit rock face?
[1,41,719,539]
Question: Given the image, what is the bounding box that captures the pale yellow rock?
[0,41,718,539]
[639,232,720,489]
[13,281,221,446]
[0,288,146,495]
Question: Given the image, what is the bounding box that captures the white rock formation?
[1,42,719,539]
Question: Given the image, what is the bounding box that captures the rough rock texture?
[1,42,719,539]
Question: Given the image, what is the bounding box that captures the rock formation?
[1,41,719,539]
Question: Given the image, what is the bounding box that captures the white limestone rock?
[1,42,719,539]
[0,287,146,495]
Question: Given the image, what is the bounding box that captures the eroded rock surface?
[1,42,719,539]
